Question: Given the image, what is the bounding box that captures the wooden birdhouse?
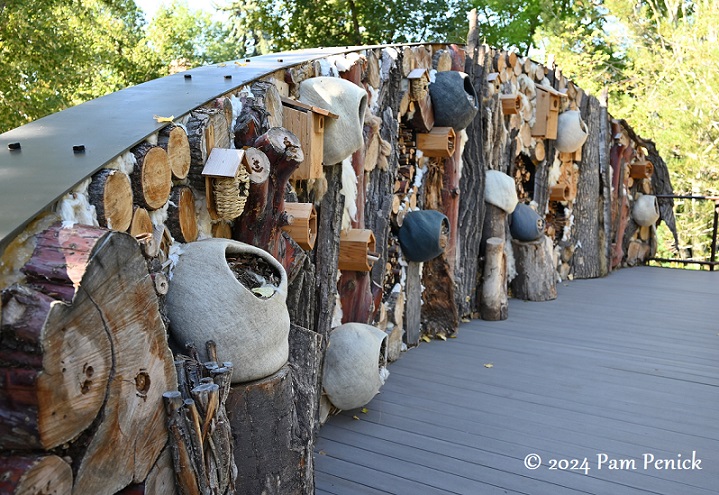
[202,148,251,221]
[630,159,654,179]
[531,84,563,139]
[408,68,430,101]
[339,229,378,272]
[282,202,317,250]
[417,127,456,158]
[500,94,521,115]
[281,96,338,180]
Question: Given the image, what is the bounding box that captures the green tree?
[0,0,157,133]
[146,0,238,74]
[224,0,467,56]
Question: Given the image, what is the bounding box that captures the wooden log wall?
[0,39,672,494]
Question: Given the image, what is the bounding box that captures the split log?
[510,236,557,301]
[158,124,191,180]
[420,255,458,339]
[167,186,198,243]
[116,447,177,495]
[0,455,72,495]
[187,106,233,190]
[403,261,422,347]
[129,207,153,237]
[0,284,111,451]
[227,363,308,495]
[131,143,172,211]
[384,290,404,361]
[480,203,507,257]
[480,237,508,321]
[88,169,133,231]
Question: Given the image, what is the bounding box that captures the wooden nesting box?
[339,229,378,272]
[531,84,563,139]
[202,148,251,221]
[500,94,521,115]
[630,160,654,179]
[281,96,338,180]
[282,202,317,250]
[408,68,430,101]
[417,127,456,158]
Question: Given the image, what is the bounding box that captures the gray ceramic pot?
[398,210,450,262]
[510,203,545,242]
[429,71,479,131]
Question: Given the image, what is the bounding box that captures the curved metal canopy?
[0,45,395,251]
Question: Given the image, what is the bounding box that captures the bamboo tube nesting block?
[416,127,456,158]
[339,229,377,272]
[629,160,654,179]
[550,183,571,202]
[282,202,317,250]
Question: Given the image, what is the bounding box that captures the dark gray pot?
[510,203,545,242]
[398,210,450,262]
[429,71,479,131]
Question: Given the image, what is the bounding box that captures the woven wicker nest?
[213,166,250,221]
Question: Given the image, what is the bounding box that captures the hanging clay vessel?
[398,210,450,262]
[484,170,518,214]
[632,194,660,227]
[298,77,368,165]
[429,71,479,131]
[322,323,388,411]
[166,238,290,384]
[510,203,545,242]
[555,110,589,153]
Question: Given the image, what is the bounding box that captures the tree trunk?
[572,95,603,278]
[131,143,172,211]
[510,236,557,301]
[167,186,198,243]
[88,169,133,231]
[420,255,458,339]
[480,237,508,321]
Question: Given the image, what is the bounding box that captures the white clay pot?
[555,110,589,153]
[632,194,660,227]
[299,77,368,165]
[166,238,290,383]
[322,323,388,411]
[485,170,518,214]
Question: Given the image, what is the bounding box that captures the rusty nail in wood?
[184,74,192,79]
[73,145,85,153]
[7,142,21,150]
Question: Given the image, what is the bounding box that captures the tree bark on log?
[510,236,557,301]
[480,237,508,321]
[226,363,307,495]
[481,204,507,257]
[403,261,422,347]
[288,324,323,495]
[0,455,72,495]
[455,47,487,319]
[88,169,133,231]
[167,186,198,243]
[420,255,458,339]
[572,95,604,278]
[313,163,344,341]
[158,124,191,180]
[131,143,172,211]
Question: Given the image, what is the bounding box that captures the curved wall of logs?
[0,41,671,494]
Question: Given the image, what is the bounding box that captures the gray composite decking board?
[314,267,719,494]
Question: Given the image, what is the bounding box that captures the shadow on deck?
[314,266,719,495]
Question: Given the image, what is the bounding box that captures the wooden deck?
[314,266,719,495]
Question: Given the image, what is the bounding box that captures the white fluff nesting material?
[505,241,517,283]
[368,85,380,114]
[340,157,358,232]
[230,94,243,123]
[381,47,398,82]
[57,178,98,228]
[458,129,468,178]
[548,156,562,186]
[149,201,169,227]
[328,52,362,73]
[484,170,518,214]
[318,58,339,77]
[106,151,136,175]
[194,195,213,240]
